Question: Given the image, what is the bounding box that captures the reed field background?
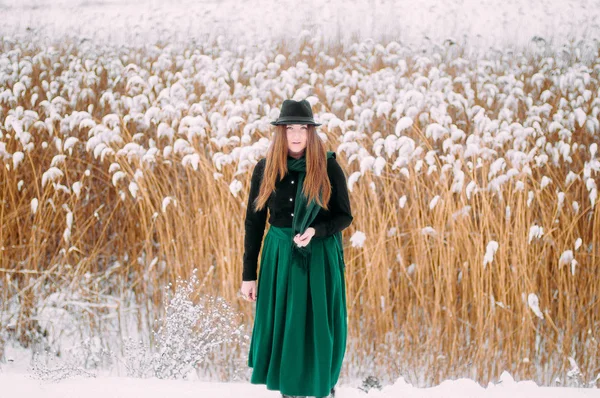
[0,0,599,389]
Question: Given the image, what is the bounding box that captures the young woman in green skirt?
[240,99,353,398]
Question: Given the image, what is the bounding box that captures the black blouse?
[242,153,353,281]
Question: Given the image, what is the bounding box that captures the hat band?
[272,116,320,125]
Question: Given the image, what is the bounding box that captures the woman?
[240,99,353,398]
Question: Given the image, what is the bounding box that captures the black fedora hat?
[270,99,322,126]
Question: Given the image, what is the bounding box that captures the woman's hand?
[240,280,257,302]
[294,227,315,248]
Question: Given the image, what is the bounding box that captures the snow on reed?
[41,167,64,188]
[128,181,139,199]
[398,195,407,208]
[0,14,597,198]
[161,197,177,213]
[429,195,441,210]
[30,198,38,214]
[350,231,366,248]
[528,225,544,244]
[229,179,243,197]
[558,250,578,275]
[483,241,499,268]
[527,293,544,320]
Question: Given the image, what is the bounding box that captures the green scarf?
[288,150,343,273]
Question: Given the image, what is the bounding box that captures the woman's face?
[286,124,308,156]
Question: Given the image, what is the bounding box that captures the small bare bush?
[122,337,154,378]
[29,338,111,382]
[123,271,247,379]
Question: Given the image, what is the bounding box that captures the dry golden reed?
[0,37,599,386]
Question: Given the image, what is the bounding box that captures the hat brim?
[271,121,322,126]
[270,116,321,126]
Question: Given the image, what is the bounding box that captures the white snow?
[72,182,82,198]
[30,198,38,214]
[528,225,544,244]
[421,227,437,237]
[574,108,586,127]
[111,171,126,187]
[540,176,552,190]
[483,241,499,268]
[347,171,362,192]
[527,293,544,320]
[399,195,407,208]
[161,196,177,213]
[229,179,243,198]
[591,143,598,158]
[41,167,64,188]
[429,195,441,210]
[395,117,414,135]
[558,250,573,268]
[12,151,24,169]
[466,181,477,200]
[0,372,596,398]
[0,0,597,51]
[128,181,139,199]
[350,231,366,248]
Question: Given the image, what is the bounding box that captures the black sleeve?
[242,158,268,281]
[311,158,353,238]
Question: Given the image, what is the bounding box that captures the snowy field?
[1,0,600,396]
[0,0,599,49]
[2,371,600,398]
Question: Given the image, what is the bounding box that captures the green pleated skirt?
[247,225,348,398]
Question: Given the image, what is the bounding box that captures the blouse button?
[291,180,295,184]
[291,213,294,217]
[289,198,293,202]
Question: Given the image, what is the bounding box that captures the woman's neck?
[288,149,305,159]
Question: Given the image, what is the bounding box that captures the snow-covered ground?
[1,371,599,398]
[1,0,599,49]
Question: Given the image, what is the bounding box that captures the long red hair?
[253,124,332,211]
